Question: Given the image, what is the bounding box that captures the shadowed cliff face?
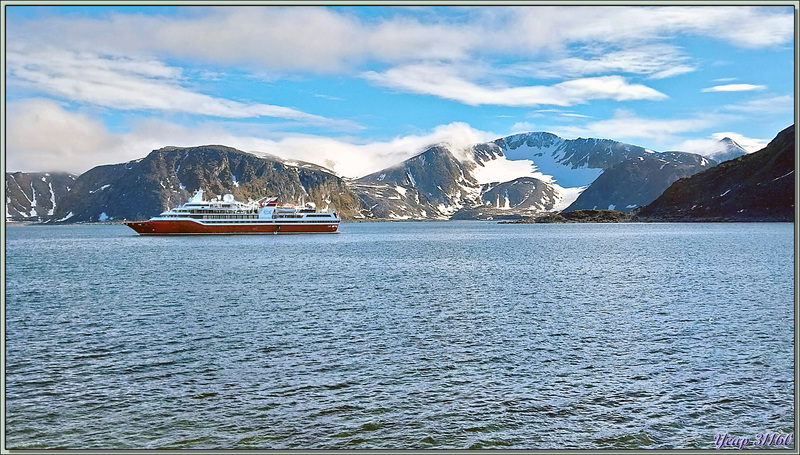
[564,152,717,212]
[636,125,795,222]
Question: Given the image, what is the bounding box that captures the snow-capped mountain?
[492,132,650,187]
[353,132,715,219]
[702,137,749,163]
[352,144,482,219]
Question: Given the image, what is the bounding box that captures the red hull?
[125,219,338,235]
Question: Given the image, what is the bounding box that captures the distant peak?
[718,137,739,147]
[518,131,561,140]
[716,137,747,152]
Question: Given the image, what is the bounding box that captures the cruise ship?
[125,190,340,235]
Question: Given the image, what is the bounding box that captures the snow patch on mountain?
[89,184,111,194]
[552,185,587,211]
[56,212,74,222]
[48,182,56,216]
[470,154,551,185]
[498,135,604,188]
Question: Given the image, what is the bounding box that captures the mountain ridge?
[5,129,785,223]
[47,145,364,223]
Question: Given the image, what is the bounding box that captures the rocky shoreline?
[498,208,795,224]
[499,209,636,223]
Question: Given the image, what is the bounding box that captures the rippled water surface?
[5,222,795,449]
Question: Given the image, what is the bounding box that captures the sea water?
[4,222,795,449]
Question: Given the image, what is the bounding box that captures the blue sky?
[4,4,796,177]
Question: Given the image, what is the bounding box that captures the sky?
[4,3,796,178]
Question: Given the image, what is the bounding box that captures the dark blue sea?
[4,221,795,449]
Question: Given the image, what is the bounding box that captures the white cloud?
[724,94,794,113]
[6,98,132,173]
[552,109,724,144]
[500,6,794,51]
[510,122,538,134]
[230,122,496,177]
[510,45,696,80]
[6,7,478,73]
[677,139,726,157]
[6,47,352,127]
[364,64,667,106]
[7,6,792,75]
[701,83,767,92]
[5,98,494,178]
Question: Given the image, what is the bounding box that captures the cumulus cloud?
[7,98,131,173]
[676,138,730,157]
[192,121,496,177]
[702,83,767,92]
[364,64,667,106]
[239,122,496,178]
[6,98,495,177]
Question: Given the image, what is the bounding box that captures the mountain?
[5,172,76,221]
[704,137,748,163]
[636,125,795,221]
[49,145,363,222]
[352,132,716,219]
[351,139,576,220]
[563,152,717,212]
[352,144,480,219]
[494,132,653,187]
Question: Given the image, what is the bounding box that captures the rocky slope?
[352,144,481,219]
[5,172,76,221]
[636,125,795,221]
